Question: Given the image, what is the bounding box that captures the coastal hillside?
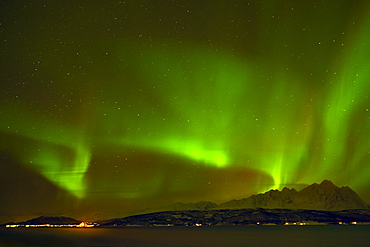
[101,208,370,226]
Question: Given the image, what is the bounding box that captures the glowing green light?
[2,2,370,206]
[111,44,254,168]
[0,103,91,198]
[163,139,228,167]
[21,140,90,199]
[320,14,370,185]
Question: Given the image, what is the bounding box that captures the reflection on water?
[0,226,369,247]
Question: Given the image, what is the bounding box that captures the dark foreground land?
[3,208,370,228]
[102,208,370,226]
[2,209,370,247]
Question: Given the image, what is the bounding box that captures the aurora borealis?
[1,0,370,220]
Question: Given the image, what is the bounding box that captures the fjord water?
[0,226,369,247]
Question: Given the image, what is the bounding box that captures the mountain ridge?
[101,208,370,227]
[217,180,368,211]
[3,180,367,224]
[18,216,81,225]
[91,180,368,221]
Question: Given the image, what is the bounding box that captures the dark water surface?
[0,225,369,247]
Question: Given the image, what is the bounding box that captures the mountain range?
[102,208,370,227]
[116,180,368,218]
[97,180,370,226]
[217,180,368,211]
[2,180,368,225]
[77,180,369,222]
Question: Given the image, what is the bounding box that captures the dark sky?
[1,0,370,221]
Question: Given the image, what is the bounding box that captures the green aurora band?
[1,103,91,198]
[1,1,370,208]
[322,14,370,186]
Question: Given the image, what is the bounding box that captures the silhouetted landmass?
[101,208,370,226]
[3,180,369,227]
[114,180,368,219]
[98,180,370,227]
[217,180,368,211]
[14,216,80,226]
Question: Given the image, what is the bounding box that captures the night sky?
[1,0,370,220]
